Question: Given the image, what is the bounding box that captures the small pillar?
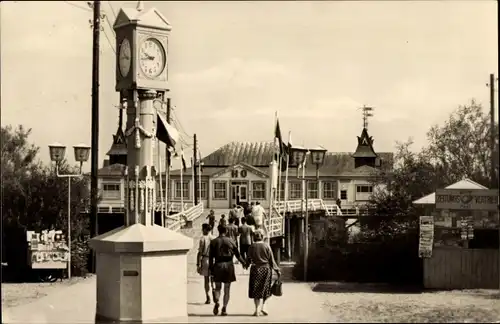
[90,225,192,322]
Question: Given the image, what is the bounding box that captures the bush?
[292,216,423,285]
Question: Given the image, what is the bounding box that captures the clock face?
[139,38,166,79]
[118,38,131,77]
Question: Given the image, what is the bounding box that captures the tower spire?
[361,105,374,130]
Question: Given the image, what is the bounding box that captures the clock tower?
[113,4,171,226]
[90,3,192,323]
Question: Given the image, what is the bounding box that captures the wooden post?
[90,0,101,274]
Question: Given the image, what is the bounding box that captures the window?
[340,190,347,200]
[307,181,319,199]
[290,182,302,199]
[252,182,266,200]
[213,181,227,200]
[174,181,190,199]
[323,182,337,199]
[199,182,208,200]
[102,183,120,199]
[356,185,373,193]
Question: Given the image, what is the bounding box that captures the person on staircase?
[251,201,268,237]
[209,225,247,316]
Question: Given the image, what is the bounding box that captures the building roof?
[98,141,394,178]
[170,141,393,177]
[202,142,276,166]
[412,178,489,205]
[98,163,126,177]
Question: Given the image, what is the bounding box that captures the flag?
[274,118,285,157]
[157,112,179,151]
[180,148,187,172]
[285,132,292,164]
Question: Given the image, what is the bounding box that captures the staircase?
[166,203,204,231]
[268,199,367,239]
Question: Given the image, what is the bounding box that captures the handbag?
[271,278,283,297]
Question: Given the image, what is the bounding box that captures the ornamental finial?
[137,1,144,12]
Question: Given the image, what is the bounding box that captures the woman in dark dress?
[209,225,247,316]
[246,229,281,316]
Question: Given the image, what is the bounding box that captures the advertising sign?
[419,216,434,258]
[435,189,499,211]
[26,230,69,269]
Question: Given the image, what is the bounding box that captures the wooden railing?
[273,199,366,218]
[268,207,284,238]
[156,201,193,213]
[269,199,369,238]
[166,202,204,231]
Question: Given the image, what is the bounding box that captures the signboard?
[459,216,474,240]
[435,189,499,211]
[419,216,434,258]
[26,230,69,269]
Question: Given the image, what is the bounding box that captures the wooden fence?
[424,247,499,289]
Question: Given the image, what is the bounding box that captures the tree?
[425,99,499,188]
[1,125,91,277]
[371,99,499,218]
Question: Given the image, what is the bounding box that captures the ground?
[1,277,87,308]
[313,282,500,323]
[2,210,500,323]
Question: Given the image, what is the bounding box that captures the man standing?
[209,225,247,316]
[197,223,213,304]
[206,209,216,235]
[229,204,240,227]
[245,202,255,226]
[226,218,239,248]
[238,217,253,261]
[219,214,227,228]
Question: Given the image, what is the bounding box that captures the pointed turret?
[352,128,378,168]
[106,100,127,166]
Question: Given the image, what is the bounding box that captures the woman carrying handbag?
[245,229,281,317]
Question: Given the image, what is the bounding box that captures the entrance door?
[239,185,248,203]
[231,185,238,207]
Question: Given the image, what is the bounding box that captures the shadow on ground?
[312,282,426,294]
[188,313,253,317]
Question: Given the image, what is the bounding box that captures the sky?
[1,1,498,171]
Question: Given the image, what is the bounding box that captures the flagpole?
[285,131,291,260]
[158,139,164,227]
[278,152,282,204]
[191,157,195,206]
[180,147,184,213]
[285,131,291,204]
[198,151,202,205]
[269,111,278,235]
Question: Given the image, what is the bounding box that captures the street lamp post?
[290,145,327,281]
[48,143,91,280]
